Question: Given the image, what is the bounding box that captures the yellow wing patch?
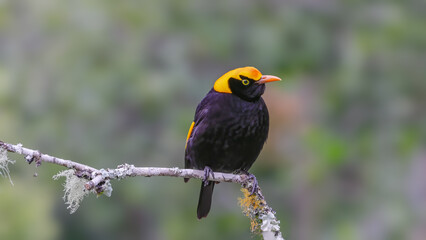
[185,121,195,149]
[213,66,262,93]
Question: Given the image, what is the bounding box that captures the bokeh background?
[0,0,425,239]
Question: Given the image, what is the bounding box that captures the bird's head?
[213,66,281,101]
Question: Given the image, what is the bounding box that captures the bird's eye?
[242,79,250,86]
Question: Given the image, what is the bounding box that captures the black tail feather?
[197,181,214,219]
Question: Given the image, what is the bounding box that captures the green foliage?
[0,180,59,240]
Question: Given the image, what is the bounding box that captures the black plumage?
[184,67,280,219]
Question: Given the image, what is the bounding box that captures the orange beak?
[256,75,282,84]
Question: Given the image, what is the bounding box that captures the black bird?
[184,66,281,219]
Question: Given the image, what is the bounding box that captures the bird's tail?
[197,181,215,219]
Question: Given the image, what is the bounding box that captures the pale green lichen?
[260,212,284,240]
[95,179,113,197]
[0,147,15,185]
[53,169,89,214]
[260,212,281,232]
[102,180,113,197]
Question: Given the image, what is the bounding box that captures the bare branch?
[0,141,248,188]
[85,164,249,190]
[0,140,284,240]
[0,141,96,173]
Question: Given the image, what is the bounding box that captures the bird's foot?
[240,170,258,195]
[203,166,214,187]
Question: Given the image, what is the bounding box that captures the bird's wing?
[184,106,210,169]
[185,121,195,150]
[184,90,233,170]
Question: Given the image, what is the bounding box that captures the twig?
[0,140,284,240]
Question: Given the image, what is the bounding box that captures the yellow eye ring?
[242,79,250,85]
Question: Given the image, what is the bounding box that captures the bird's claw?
[242,171,258,195]
[203,166,214,187]
[248,174,258,195]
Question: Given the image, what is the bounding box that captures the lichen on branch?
[53,169,91,214]
[0,147,15,185]
[239,188,284,240]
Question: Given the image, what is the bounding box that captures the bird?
[184,66,281,219]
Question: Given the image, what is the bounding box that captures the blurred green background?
[0,0,425,239]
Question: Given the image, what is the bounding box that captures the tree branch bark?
[0,140,284,240]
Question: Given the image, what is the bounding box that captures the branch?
[0,140,284,240]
